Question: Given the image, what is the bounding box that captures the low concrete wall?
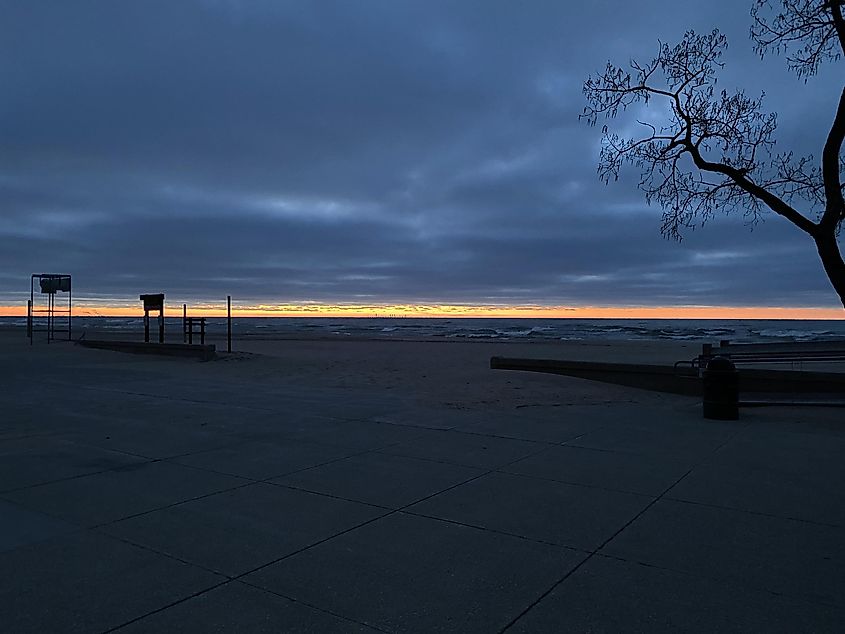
[490,356,845,397]
[491,357,702,396]
[78,339,216,361]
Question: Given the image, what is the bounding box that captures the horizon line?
[1,302,843,320]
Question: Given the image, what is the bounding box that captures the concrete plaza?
[2,337,844,632]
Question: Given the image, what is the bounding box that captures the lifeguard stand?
[140,293,165,343]
[28,274,72,343]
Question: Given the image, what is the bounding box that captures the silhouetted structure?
[28,274,72,344]
[140,293,165,343]
[185,317,206,345]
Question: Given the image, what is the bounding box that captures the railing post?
[227,295,232,353]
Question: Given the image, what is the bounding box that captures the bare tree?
[582,0,845,308]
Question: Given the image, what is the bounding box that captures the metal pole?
[183,304,187,343]
[30,276,34,345]
[27,299,32,341]
[68,277,72,341]
[227,295,232,353]
[200,318,205,345]
[160,303,164,343]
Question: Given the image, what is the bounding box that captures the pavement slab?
[0,435,147,492]
[173,438,362,480]
[1,531,222,633]
[379,427,544,469]
[244,512,585,633]
[274,451,484,508]
[0,499,81,553]
[566,418,741,460]
[118,581,381,632]
[408,471,653,550]
[58,415,245,460]
[510,554,845,633]
[669,458,845,526]
[278,419,435,451]
[103,482,386,576]
[500,443,694,496]
[456,412,600,443]
[602,498,845,607]
[2,460,248,526]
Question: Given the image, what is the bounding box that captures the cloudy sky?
[2,0,842,314]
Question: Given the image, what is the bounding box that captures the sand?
[2,329,844,631]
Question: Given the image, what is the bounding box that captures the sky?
[2,0,843,317]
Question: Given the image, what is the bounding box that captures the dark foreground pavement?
[2,339,845,632]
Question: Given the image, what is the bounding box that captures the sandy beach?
[2,330,845,631]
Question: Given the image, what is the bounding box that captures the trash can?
[702,356,739,420]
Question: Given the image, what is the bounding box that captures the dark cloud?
[1,0,841,309]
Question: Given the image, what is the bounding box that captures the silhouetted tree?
[582,1,845,308]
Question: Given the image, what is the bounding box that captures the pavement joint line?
[167,442,386,483]
[498,422,754,632]
[0,434,273,495]
[148,437,266,462]
[372,447,538,471]
[424,427,562,445]
[233,579,394,634]
[444,422,612,448]
[390,424,559,446]
[332,448,493,472]
[660,495,845,530]
[490,467,676,499]
[0,495,91,541]
[0,455,162,495]
[561,441,724,460]
[50,381,354,417]
[95,528,234,579]
[38,382,267,410]
[62,435,248,464]
[590,550,845,611]
[229,508,398,581]
[100,578,233,633]
[398,509,592,553]
[343,416,463,432]
[261,481,395,511]
[385,439,555,514]
[89,480,259,531]
[0,430,61,442]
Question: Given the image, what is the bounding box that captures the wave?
[4,316,843,344]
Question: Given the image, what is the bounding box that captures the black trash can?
[702,356,739,420]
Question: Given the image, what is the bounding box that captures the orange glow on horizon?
[1,302,842,320]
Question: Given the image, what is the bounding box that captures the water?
[4,316,845,343]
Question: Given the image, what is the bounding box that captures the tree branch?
[684,141,818,234]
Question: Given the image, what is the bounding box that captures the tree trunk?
[814,230,845,309]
